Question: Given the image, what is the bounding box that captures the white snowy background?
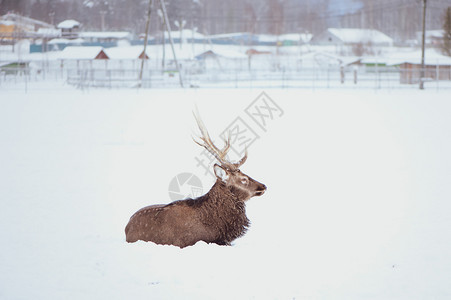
[1,82,451,299]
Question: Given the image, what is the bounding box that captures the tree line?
[1,0,450,44]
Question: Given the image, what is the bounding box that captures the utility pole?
[100,11,107,31]
[157,9,166,71]
[420,0,427,90]
[159,0,184,88]
[138,0,153,87]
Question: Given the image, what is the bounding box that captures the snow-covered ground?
[1,81,451,299]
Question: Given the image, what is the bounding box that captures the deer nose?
[255,184,266,196]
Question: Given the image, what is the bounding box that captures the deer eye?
[240,178,249,185]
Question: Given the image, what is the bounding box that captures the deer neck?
[202,180,250,242]
[208,180,239,203]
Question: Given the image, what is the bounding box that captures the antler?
[193,110,247,171]
[235,147,247,168]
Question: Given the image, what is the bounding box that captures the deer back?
[125,202,216,248]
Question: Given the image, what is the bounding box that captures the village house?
[57,19,81,39]
[386,49,451,84]
[0,13,54,44]
[310,28,394,55]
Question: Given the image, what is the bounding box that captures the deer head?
[193,111,266,201]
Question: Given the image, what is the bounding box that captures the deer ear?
[213,164,229,182]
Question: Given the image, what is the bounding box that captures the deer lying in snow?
[125,112,266,248]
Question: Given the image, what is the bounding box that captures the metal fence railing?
[2,64,451,90]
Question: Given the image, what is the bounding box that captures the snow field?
[1,83,451,299]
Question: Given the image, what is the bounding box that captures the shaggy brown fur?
[125,168,266,248]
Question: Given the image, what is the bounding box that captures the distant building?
[209,33,258,45]
[298,51,360,69]
[386,49,451,84]
[416,30,444,46]
[32,30,132,53]
[207,32,312,46]
[79,31,132,45]
[311,28,394,47]
[194,49,247,72]
[257,33,313,46]
[0,13,54,33]
[399,62,451,84]
[57,20,81,39]
[104,46,149,60]
[0,13,54,43]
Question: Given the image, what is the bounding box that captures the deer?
[125,112,266,248]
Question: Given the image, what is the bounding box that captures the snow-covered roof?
[79,31,131,39]
[415,30,445,44]
[328,28,393,45]
[208,33,312,44]
[258,35,277,43]
[0,20,15,26]
[104,46,149,59]
[421,30,445,39]
[37,28,61,36]
[298,51,360,67]
[385,49,451,66]
[164,29,205,40]
[196,49,247,59]
[280,34,301,41]
[1,13,54,28]
[204,33,311,45]
[278,33,313,43]
[48,38,84,44]
[209,32,251,39]
[299,51,344,67]
[57,20,81,29]
[59,46,107,60]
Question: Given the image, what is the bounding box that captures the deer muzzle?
[254,184,267,196]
